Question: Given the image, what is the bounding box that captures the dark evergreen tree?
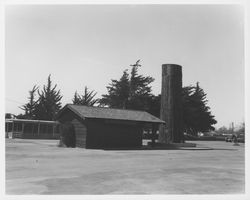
[182,82,217,136]
[34,75,62,120]
[100,70,130,108]
[19,85,38,119]
[147,94,161,117]
[100,60,154,111]
[72,91,82,105]
[127,60,154,110]
[182,85,196,135]
[72,86,99,106]
[145,83,217,135]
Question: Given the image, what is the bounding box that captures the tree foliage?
[100,60,154,111]
[147,94,161,117]
[33,75,62,120]
[17,63,217,136]
[100,63,217,136]
[128,60,154,110]
[100,70,130,109]
[182,82,217,136]
[19,85,38,119]
[72,86,99,106]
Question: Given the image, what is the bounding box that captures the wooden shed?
[57,104,165,149]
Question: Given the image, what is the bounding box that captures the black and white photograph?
[2,1,248,198]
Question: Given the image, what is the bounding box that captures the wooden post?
[159,64,183,143]
[31,123,34,137]
[6,122,9,138]
[52,124,55,137]
[12,121,14,138]
[22,122,24,138]
[151,124,157,147]
[38,122,40,136]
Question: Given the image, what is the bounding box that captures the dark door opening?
[61,122,76,147]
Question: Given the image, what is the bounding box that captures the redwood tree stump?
[159,64,183,143]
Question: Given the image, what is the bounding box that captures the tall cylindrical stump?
[159,64,183,143]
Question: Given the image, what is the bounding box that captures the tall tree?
[128,60,154,110]
[34,75,62,120]
[100,70,130,108]
[100,60,154,111]
[72,91,82,105]
[72,86,99,106]
[19,85,38,119]
[182,82,217,136]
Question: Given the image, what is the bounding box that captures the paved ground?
[5,139,245,194]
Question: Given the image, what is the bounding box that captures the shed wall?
[57,108,145,149]
[71,119,87,148]
[86,119,143,149]
[58,110,87,148]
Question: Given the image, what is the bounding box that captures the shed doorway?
[61,122,76,147]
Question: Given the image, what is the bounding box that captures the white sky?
[5,4,244,128]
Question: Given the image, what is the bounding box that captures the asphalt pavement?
[5,139,245,194]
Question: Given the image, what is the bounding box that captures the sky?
[5,4,244,128]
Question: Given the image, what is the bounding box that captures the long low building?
[5,119,60,139]
[57,104,165,149]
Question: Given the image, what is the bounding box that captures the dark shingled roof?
[59,104,165,124]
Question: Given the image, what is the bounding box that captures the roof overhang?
[5,119,59,124]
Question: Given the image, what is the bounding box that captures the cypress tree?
[34,75,62,120]
[72,86,99,106]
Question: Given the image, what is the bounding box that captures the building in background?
[5,119,60,139]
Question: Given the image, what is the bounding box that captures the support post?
[151,124,157,147]
[6,122,9,138]
[22,122,25,138]
[159,64,183,143]
[12,121,14,138]
[52,124,55,137]
[32,123,34,137]
[38,122,40,136]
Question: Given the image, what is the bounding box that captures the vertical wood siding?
[58,109,87,148]
[71,119,87,148]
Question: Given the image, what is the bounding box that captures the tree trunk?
[159,64,183,143]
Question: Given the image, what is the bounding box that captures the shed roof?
[5,119,59,124]
[58,104,165,124]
